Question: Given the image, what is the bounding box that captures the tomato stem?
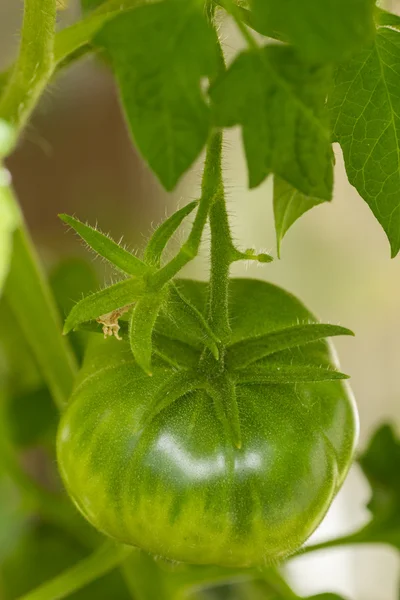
[17,542,132,600]
[0,0,56,130]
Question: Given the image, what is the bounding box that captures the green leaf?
[227,323,354,371]
[59,214,148,276]
[129,292,165,375]
[375,8,400,30]
[329,26,400,257]
[64,278,144,334]
[358,424,400,528]
[81,0,106,12]
[144,201,198,267]
[0,172,20,296]
[250,0,375,62]
[210,45,333,198]
[95,0,217,190]
[161,283,220,359]
[236,364,349,384]
[273,177,327,257]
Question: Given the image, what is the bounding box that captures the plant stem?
[219,0,259,50]
[0,0,77,410]
[150,130,224,289]
[296,530,371,556]
[18,542,132,600]
[206,134,234,342]
[0,0,56,129]
[260,568,300,599]
[4,214,77,410]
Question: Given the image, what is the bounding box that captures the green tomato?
[57,279,358,568]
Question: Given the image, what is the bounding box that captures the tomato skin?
[57,279,358,567]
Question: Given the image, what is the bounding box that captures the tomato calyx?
[111,317,353,449]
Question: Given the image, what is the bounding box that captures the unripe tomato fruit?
[57,279,358,567]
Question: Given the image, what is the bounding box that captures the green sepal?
[144,201,198,267]
[161,283,220,359]
[59,214,148,276]
[227,323,354,371]
[129,291,166,375]
[142,371,204,428]
[206,376,242,449]
[152,333,200,370]
[74,320,201,370]
[236,364,349,384]
[63,278,144,334]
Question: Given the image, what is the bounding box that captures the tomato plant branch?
[0,0,77,410]
[17,542,132,600]
[4,211,77,410]
[150,130,224,289]
[0,0,146,96]
[0,0,56,129]
[297,528,376,556]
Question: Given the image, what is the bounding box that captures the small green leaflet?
[95,0,217,190]
[129,292,165,375]
[250,0,375,62]
[63,278,145,334]
[210,45,333,199]
[273,177,327,257]
[330,25,400,257]
[227,323,354,371]
[60,214,148,276]
[143,201,198,267]
[236,364,349,384]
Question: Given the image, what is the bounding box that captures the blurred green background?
[1,1,400,598]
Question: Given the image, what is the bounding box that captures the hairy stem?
[150,129,224,289]
[206,135,234,342]
[18,542,132,600]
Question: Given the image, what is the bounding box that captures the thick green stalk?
[4,220,77,410]
[0,0,56,128]
[0,0,77,410]
[18,542,132,600]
